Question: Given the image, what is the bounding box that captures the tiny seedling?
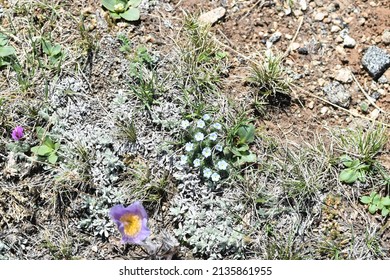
[41,39,65,68]
[338,154,369,184]
[0,33,16,67]
[224,121,257,167]
[31,127,61,164]
[361,192,390,217]
[102,0,142,22]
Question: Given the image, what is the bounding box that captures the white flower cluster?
[178,114,229,182]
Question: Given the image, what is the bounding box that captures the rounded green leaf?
[360,196,371,204]
[128,0,142,7]
[102,0,117,11]
[31,145,53,156]
[382,196,390,206]
[368,204,378,214]
[48,153,58,164]
[339,169,358,183]
[0,46,16,57]
[120,7,140,21]
[381,207,389,217]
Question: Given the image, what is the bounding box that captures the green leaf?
[339,169,358,183]
[120,7,140,21]
[51,45,62,56]
[357,170,366,182]
[381,207,390,217]
[381,196,390,206]
[360,196,372,204]
[127,0,142,7]
[0,35,8,46]
[368,204,378,214]
[237,144,249,152]
[36,126,46,140]
[237,153,257,165]
[54,142,60,151]
[237,124,255,144]
[0,46,16,57]
[48,153,58,164]
[372,194,381,205]
[31,145,53,156]
[340,154,353,167]
[44,137,55,149]
[102,0,117,11]
[110,11,121,19]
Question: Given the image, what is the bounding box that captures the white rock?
[291,42,300,51]
[308,101,315,109]
[299,0,307,10]
[382,30,390,45]
[343,35,356,48]
[320,107,329,115]
[331,25,341,33]
[370,109,380,120]
[314,12,327,21]
[198,7,226,25]
[335,68,352,83]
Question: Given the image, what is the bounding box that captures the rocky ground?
[0,0,389,260]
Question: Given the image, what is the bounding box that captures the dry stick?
[350,71,387,114]
[283,16,304,59]
[240,0,266,21]
[292,84,390,127]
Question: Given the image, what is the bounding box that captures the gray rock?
[323,81,351,108]
[268,31,282,44]
[362,46,390,79]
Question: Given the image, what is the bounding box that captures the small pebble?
[382,30,390,45]
[308,101,315,109]
[321,107,329,114]
[298,47,309,55]
[314,12,327,21]
[370,109,380,120]
[343,35,356,48]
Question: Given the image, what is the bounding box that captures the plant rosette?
[102,0,142,21]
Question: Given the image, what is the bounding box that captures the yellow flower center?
[120,213,142,237]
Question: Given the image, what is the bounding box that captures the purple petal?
[109,204,126,221]
[11,126,24,141]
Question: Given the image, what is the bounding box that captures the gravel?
[362,46,390,80]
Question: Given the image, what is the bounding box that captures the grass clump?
[249,50,292,101]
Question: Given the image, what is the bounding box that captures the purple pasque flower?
[11,126,24,141]
[109,201,150,244]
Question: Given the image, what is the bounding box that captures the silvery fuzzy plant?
[102,0,142,21]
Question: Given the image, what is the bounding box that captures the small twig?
[292,84,390,127]
[240,0,266,21]
[212,35,260,66]
[350,71,387,114]
[217,28,234,47]
[283,16,304,59]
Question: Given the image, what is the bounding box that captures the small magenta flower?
[194,132,204,142]
[110,201,150,244]
[11,126,24,141]
[181,120,190,129]
[196,119,205,129]
[216,160,228,170]
[209,132,218,141]
[202,114,211,121]
[203,168,212,178]
[193,158,201,167]
[185,142,194,152]
[211,172,221,182]
[202,147,211,158]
